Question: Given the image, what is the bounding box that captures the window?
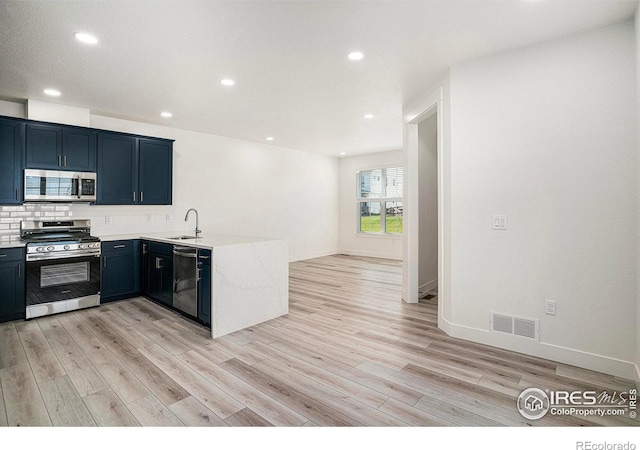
[356,166,403,234]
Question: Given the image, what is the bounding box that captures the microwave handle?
[77,175,82,199]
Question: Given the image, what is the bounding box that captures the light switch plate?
[147,214,153,223]
[492,215,508,230]
[105,215,111,225]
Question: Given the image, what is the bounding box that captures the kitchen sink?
[168,235,198,240]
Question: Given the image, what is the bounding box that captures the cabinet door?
[138,139,172,205]
[147,252,172,307]
[26,123,63,169]
[63,128,96,171]
[101,252,134,299]
[0,118,24,205]
[197,250,211,326]
[159,254,174,306]
[0,258,25,323]
[141,241,150,296]
[96,133,138,205]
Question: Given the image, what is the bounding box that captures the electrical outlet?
[165,214,171,222]
[147,214,153,223]
[105,215,111,225]
[545,299,556,316]
[492,215,508,230]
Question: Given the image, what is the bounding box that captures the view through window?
[356,166,403,234]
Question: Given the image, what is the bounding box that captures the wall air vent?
[491,312,539,341]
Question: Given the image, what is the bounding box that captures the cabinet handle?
[142,243,147,254]
[133,191,136,202]
[17,263,20,278]
[113,245,126,249]
[197,268,201,282]
[198,255,209,260]
[58,155,62,166]
[15,188,18,201]
[63,155,67,167]
[140,191,144,202]
[104,258,107,268]
[0,254,6,258]
[155,257,161,269]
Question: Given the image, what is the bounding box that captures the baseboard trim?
[289,249,339,262]
[338,248,402,260]
[441,317,638,380]
[419,279,437,293]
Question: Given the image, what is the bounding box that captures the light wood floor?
[0,254,637,427]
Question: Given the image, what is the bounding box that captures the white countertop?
[0,239,26,249]
[98,231,283,250]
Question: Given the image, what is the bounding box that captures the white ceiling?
[0,1,637,157]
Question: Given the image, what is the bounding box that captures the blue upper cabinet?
[96,133,138,205]
[62,128,96,171]
[26,123,62,169]
[139,138,172,205]
[96,131,173,205]
[26,123,97,171]
[0,118,25,205]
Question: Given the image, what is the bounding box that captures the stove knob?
[36,247,44,252]
[46,246,54,252]
[63,245,70,251]
[88,243,94,248]
[78,244,85,249]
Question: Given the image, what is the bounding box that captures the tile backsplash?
[0,203,189,240]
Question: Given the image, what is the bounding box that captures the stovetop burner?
[21,219,101,260]
[23,234,100,244]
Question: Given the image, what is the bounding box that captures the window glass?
[356,167,403,235]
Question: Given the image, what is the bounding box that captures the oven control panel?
[26,241,101,260]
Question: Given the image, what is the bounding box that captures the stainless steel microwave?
[24,169,97,202]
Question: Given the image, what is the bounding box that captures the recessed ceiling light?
[363,114,374,119]
[220,79,235,86]
[266,137,274,141]
[340,152,347,156]
[74,32,98,45]
[43,88,61,97]
[348,52,364,61]
[160,112,172,118]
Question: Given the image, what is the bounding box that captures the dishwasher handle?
[173,249,197,258]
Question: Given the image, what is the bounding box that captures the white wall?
[338,150,403,259]
[418,114,438,292]
[0,100,340,261]
[445,20,636,377]
[0,99,24,118]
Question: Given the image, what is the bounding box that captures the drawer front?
[0,247,25,261]
[146,240,173,257]
[197,249,211,266]
[102,240,135,254]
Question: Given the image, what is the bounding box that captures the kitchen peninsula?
[100,232,289,338]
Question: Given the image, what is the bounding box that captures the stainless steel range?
[21,219,101,319]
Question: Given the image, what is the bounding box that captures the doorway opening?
[403,92,445,329]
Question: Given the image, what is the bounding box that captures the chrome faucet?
[184,208,201,236]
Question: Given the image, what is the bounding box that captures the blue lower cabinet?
[0,248,26,323]
[100,240,141,303]
[197,249,211,326]
[144,241,173,307]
